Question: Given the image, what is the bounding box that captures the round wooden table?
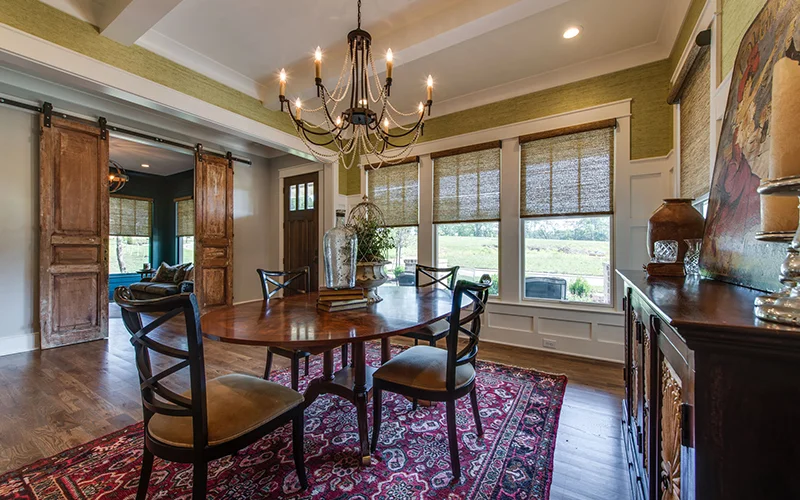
[200,286,457,465]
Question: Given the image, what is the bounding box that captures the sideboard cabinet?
[618,270,800,500]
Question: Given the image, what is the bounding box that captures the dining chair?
[257,267,349,390]
[401,264,460,347]
[371,275,491,482]
[114,288,307,499]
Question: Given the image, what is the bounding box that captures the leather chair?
[257,267,349,389]
[371,276,491,482]
[401,264,460,347]
[114,288,307,499]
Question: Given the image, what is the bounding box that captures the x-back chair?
[401,264,460,347]
[371,276,491,482]
[257,267,350,389]
[114,288,308,499]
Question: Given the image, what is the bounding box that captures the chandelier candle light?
[278,0,433,169]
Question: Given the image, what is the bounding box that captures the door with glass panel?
[284,172,319,291]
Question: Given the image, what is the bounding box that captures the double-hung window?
[176,196,195,264]
[109,195,152,274]
[367,159,419,284]
[520,123,615,304]
[432,142,501,294]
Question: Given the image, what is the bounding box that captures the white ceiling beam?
[98,0,185,46]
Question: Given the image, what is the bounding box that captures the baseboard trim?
[480,337,623,365]
[0,331,40,357]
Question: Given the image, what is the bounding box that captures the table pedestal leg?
[381,337,391,364]
[352,341,371,465]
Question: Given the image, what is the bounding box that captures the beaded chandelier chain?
[278,0,433,169]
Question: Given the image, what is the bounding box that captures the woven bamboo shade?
[367,160,419,227]
[176,197,195,237]
[432,142,501,223]
[520,126,614,218]
[109,196,151,237]
[678,49,711,200]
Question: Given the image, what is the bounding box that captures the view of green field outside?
[109,236,151,274]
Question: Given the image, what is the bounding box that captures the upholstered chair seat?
[373,346,475,391]
[148,374,304,448]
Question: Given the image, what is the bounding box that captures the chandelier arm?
[378,113,425,139]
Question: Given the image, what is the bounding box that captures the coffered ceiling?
[39,0,692,120]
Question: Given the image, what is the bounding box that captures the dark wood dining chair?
[401,264,460,347]
[371,276,491,482]
[257,267,349,390]
[114,288,307,500]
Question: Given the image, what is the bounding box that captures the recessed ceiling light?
[563,26,581,39]
[141,163,150,168]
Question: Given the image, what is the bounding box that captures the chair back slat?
[257,267,310,300]
[114,287,210,449]
[415,264,459,290]
[445,276,492,392]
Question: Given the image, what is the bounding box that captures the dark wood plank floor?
[0,315,630,499]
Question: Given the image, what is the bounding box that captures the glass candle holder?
[684,238,702,275]
[654,240,679,263]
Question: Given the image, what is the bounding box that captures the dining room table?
[200,285,461,465]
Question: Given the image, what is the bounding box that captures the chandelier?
[278,0,433,169]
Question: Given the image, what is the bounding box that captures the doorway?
[107,137,195,303]
[284,172,320,291]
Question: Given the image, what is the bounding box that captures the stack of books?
[317,287,368,312]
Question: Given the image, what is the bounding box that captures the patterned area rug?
[0,344,567,499]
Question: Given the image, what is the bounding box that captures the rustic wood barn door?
[39,115,109,349]
[194,147,234,310]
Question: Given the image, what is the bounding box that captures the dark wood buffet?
[618,270,800,500]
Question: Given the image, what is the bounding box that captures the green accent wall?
[669,0,708,75]
[721,0,768,76]
[0,0,294,135]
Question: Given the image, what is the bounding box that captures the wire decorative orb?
[347,196,393,263]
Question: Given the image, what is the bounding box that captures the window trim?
[518,213,615,309]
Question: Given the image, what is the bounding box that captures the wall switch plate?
[543,338,557,349]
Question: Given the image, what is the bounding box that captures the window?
[288,181,315,211]
[523,217,611,303]
[109,195,152,274]
[675,48,711,200]
[436,222,499,294]
[432,143,501,293]
[520,123,614,304]
[176,197,195,264]
[367,160,419,286]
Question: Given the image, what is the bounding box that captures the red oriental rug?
[0,344,566,499]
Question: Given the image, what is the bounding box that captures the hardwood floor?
[0,315,630,500]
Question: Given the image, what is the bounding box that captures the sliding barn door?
[39,116,109,349]
[194,149,234,310]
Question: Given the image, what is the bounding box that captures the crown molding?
[136,30,269,102]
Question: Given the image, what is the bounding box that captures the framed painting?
[700,0,800,292]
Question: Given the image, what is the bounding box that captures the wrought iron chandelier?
[278,0,433,169]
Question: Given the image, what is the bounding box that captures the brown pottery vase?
[647,199,705,262]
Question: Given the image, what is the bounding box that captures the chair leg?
[414,338,419,346]
[263,349,274,380]
[446,400,461,482]
[293,412,308,490]
[341,344,349,368]
[371,387,383,452]
[192,462,207,500]
[304,355,310,376]
[291,356,300,391]
[470,387,484,437]
[429,338,436,347]
[136,447,154,500]
[412,398,418,411]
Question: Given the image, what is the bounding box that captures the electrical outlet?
[542,339,557,349]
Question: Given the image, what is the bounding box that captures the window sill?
[487,297,622,316]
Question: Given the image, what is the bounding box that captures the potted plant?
[347,197,394,303]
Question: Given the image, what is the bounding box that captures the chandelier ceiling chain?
[278,0,433,169]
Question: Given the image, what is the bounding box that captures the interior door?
[39,115,109,348]
[284,172,319,291]
[194,148,234,310]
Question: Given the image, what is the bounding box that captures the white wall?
[232,155,278,304]
[0,106,39,355]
